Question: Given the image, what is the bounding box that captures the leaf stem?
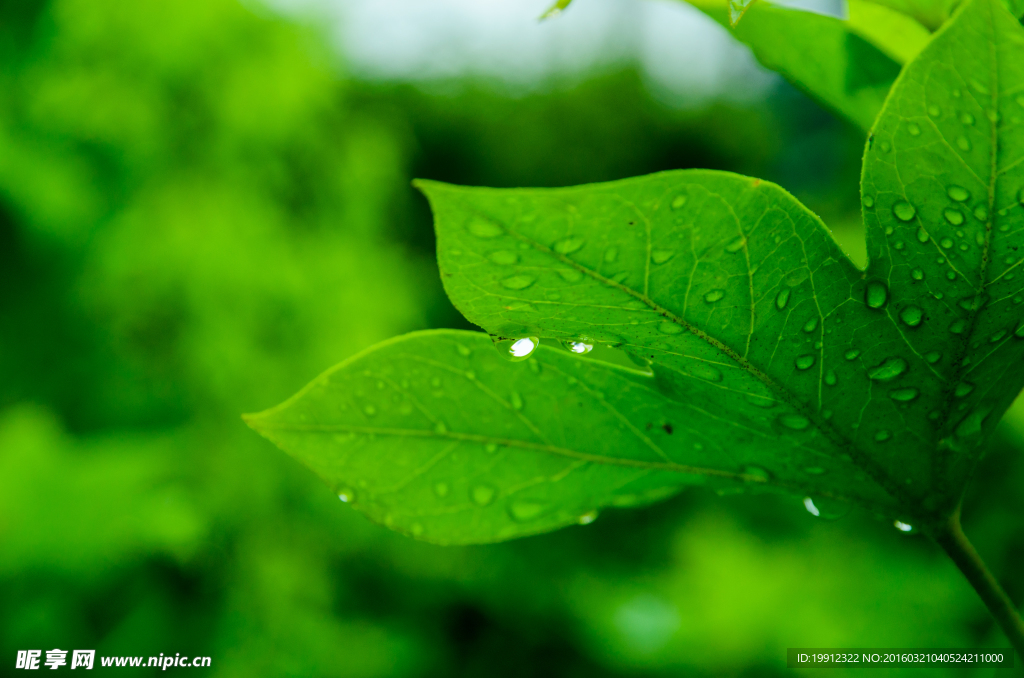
[932,509,1024,657]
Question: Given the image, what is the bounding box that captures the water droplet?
[671,195,687,209]
[927,105,941,117]
[960,112,975,125]
[990,329,1007,343]
[954,382,974,398]
[940,238,954,249]
[911,268,924,281]
[725,236,747,253]
[889,388,919,402]
[658,321,683,335]
[844,349,861,360]
[558,268,582,282]
[947,186,970,202]
[338,488,356,503]
[471,485,497,506]
[775,288,791,310]
[484,443,499,454]
[894,520,913,532]
[824,369,837,386]
[508,500,549,522]
[795,355,816,370]
[863,195,875,208]
[363,404,377,416]
[432,482,450,499]
[867,357,908,382]
[874,430,892,442]
[604,247,618,263]
[956,136,972,151]
[687,363,723,383]
[489,250,520,266]
[778,414,810,431]
[554,237,585,254]
[925,351,941,364]
[743,465,771,481]
[865,281,888,309]
[495,336,540,362]
[899,306,924,327]
[943,208,965,226]
[457,344,472,357]
[510,391,524,410]
[502,275,536,290]
[946,271,957,281]
[974,205,989,221]
[560,339,593,355]
[577,510,599,525]
[651,249,675,264]
[703,289,726,303]
[803,317,819,333]
[916,226,929,243]
[469,217,503,238]
[803,497,820,516]
[892,201,916,222]
[907,122,921,136]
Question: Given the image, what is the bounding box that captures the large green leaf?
[685,0,904,131]
[860,0,961,30]
[245,330,891,544]
[249,0,1024,545]
[861,0,1024,500]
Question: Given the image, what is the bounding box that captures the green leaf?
[847,0,932,64]
[245,330,893,545]
[859,0,961,30]
[684,0,902,131]
[539,0,573,20]
[861,0,1024,497]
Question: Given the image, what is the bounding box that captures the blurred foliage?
[0,0,1021,675]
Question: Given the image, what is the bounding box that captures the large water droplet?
[703,289,726,303]
[974,205,989,221]
[502,275,536,290]
[803,317,819,333]
[508,500,549,522]
[651,249,675,264]
[778,414,810,430]
[865,281,888,309]
[925,351,941,363]
[889,388,919,402]
[775,288,791,310]
[495,336,540,362]
[469,217,503,238]
[471,485,497,506]
[560,339,593,355]
[943,208,964,226]
[867,357,908,382]
[940,238,954,249]
[894,520,913,532]
[658,321,683,335]
[671,195,687,209]
[892,201,916,222]
[795,355,816,370]
[824,369,837,386]
[911,268,924,280]
[899,306,924,327]
[947,185,970,202]
[489,250,519,265]
[338,488,356,503]
[863,195,875,208]
[554,237,585,254]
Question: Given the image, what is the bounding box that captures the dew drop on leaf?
[990,329,1007,343]
[925,351,941,363]
[946,271,957,281]
[468,217,503,238]
[899,306,924,327]
[954,382,974,397]
[558,268,583,283]
[865,281,888,309]
[824,369,837,386]
[802,317,819,333]
[508,500,548,522]
[577,510,599,525]
[974,205,989,221]
[947,185,970,202]
[892,201,917,222]
[911,268,924,280]
[927,105,940,117]
[943,208,965,226]
[363,404,377,416]
[471,485,497,506]
[484,443,499,454]
[874,430,892,442]
[553,237,585,254]
[671,195,687,209]
[703,289,726,303]
[803,497,820,516]
[778,414,810,430]
[907,122,921,136]
[433,421,448,434]
[725,236,747,253]
[651,249,675,264]
[560,339,593,355]
[867,357,908,381]
[488,250,518,265]
[433,482,450,498]
[338,488,356,503]
[456,344,472,357]
[510,391,524,411]
[688,363,723,383]
[794,355,816,370]
[775,288,791,310]
[863,195,875,208]
[743,465,771,481]
[889,388,919,402]
[604,247,618,263]
[844,349,861,360]
[894,520,914,532]
[502,275,535,290]
[940,238,954,249]
[658,321,683,335]
[916,227,929,243]
[960,112,975,125]
[956,136,971,151]
[494,336,540,362]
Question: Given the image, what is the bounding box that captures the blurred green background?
[1,0,1022,675]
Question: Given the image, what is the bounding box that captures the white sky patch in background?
[263,0,789,105]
